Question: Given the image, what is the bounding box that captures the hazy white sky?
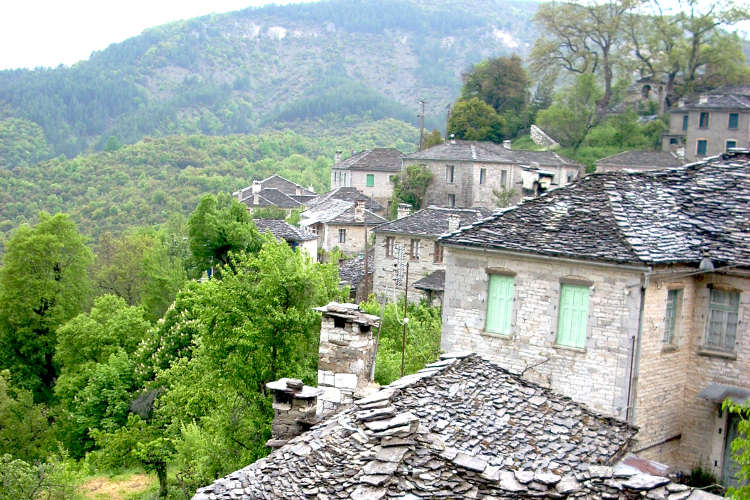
[0,0,315,70]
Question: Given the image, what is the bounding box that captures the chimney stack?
[315,302,380,415]
[503,140,512,150]
[253,193,260,206]
[265,378,321,448]
[354,200,365,222]
[447,213,460,233]
[335,150,342,163]
[397,203,411,220]
[252,180,262,194]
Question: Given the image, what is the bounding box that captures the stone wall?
[266,378,321,447]
[372,233,442,302]
[320,223,368,255]
[349,170,395,210]
[441,246,644,419]
[665,109,750,161]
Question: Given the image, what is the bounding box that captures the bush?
[0,450,82,500]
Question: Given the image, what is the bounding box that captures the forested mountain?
[0,0,537,167]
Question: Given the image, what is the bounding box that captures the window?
[433,242,443,263]
[500,170,508,188]
[486,274,514,335]
[705,288,739,352]
[338,229,346,244]
[448,194,456,207]
[699,112,709,129]
[669,138,678,145]
[409,239,420,260]
[697,139,707,156]
[556,284,590,349]
[682,114,688,131]
[385,236,395,258]
[479,168,486,185]
[664,289,682,344]
[728,113,739,129]
[446,165,455,184]
[727,140,737,152]
[366,174,375,187]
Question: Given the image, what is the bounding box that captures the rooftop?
[677,85,750,111]
[441,151,750,268]
[374,206,494,238]
[301,198,386,226]
[596,151,685,169]
[332,148,403,172]
[338,249,374,290]
[253,219,316,242]
[404,140,580,166]
[307,187,384,213]
[195,353,713,499]
[413,269,445,292]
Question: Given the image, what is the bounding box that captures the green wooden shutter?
[366,174,375,187]
[486,275,514,334]
[557,284,589,348]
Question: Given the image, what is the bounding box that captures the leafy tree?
[93,232,154,305]
[0,371,53,462]
[536,74,603,151]
[134,437,175,498]
[251,207,287,220]
[0,213,93,401]
[187,193,262,277]
[103,136,122,152]
[422,129,442,149]
[389,165,434,218]
[0,451,81,500]
[492,187,519,208]
[723,399,750,499]
[447,97,506,143]
[461,55,530,122]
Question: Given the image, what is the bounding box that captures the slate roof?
[596,151,685,169]
[441,151,750,268]
[413,269,445,292]
[307,187,384,213]
[248,188,303,209]
[194,353,714,500]
[338,249,374,289]
[404,140,580,167]
[678,85,750,111]
[258,174,316,196]
[332,148,403,172]
[374,206,494,238]
[253,219,316,242]
[301,199,386,227]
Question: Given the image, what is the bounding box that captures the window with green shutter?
[486,274,514,335]
[556,284,589,348]
[366,174,375,187]
[664,289,681,344]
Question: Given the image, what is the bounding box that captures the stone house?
[300,199,385,256]
[234,174,317,212]
[438,150,750,485]
[402,139,583,209]
[253,218,317,259]
[306,186,385,216]
[595,151,685,173]
[372,205,492,304]
[330,148,403,212]
[662,85,750,161]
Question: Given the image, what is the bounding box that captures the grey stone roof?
[253,219,316,242]
[308,187,384,213]
[301,199,386,227]
[404,140,580,167]
[194,353,715,500]
[258,174,316,196]
[248,188,303,209]
[332,148,403,172]
[234,174,316,206]
[413,269,445,292]
[374,206,494,238]
[442,151,750,268]
[678,85,750,111]
[596,151,685,169]
[338,249,374,289]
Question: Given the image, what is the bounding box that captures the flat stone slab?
[452,452,487,473]
[364,412,418,432]
[621,473,670,491]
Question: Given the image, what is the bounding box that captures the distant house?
[372,205,492,305]
[306,186,385,216]
[595,151,685,173]
[439,150,750,484]
[300,199,385,256]
[330,148,402,212]
[402,139,582,209]
[663,85,750,161]
[253,218,317,259]
[234,174,317,212]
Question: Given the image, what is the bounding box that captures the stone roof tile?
[253,219,316,242]
[596,151,685,169]
[405,140,581,166]
[374,206,494,238]
[333,148,403,172]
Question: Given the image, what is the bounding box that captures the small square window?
[697,139,707,156]
[664,289,682,344]
[728,113,738,129]
[682,114,688,131]
[699,112,709,129]
[366,174,375,187]
[479,168,486,185]
[669,138,678,145]
[446,165,455,184]
[338,229,346,244]
[727,140,737,152]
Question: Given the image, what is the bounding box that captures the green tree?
[0,371,53,462]
[422,129,443,149]
[447,97,506,143]
[389,165,434,218]
[723,399,750,499]
[536,74,603,151]
[0,213,93,401]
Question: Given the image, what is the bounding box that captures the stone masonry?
[315,302,381,415]
[265,378,322,448]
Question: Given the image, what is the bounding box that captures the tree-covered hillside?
[0,119,417,242]
[0,0,536,167]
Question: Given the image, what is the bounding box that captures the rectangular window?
[500,170,508,188]
[669,137,678,145]
[699,112,709,129]
[705,288,739,352]
[409,239,420,260]
[446,165,455,184]
[448,194,456,207]
[338,229,346,244]
[728,113,738,129]
[697,139,707,156]
[726,140,737,151]
[486,274,514,335]
[664,289,682,344]
[682,114,688,131]
[556,284,589,349]
[433,242,443,263]
[385,236,394,258]
[479,168,486,185]
[366,174,375,187]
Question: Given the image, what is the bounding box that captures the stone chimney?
[252,180,262,194]
[450,133,456,145]
[447,213,460,233]
[699,95,708,104]
[396,203,411,220]
[308,184,315,193]
[503,140,512,150]
[354,200,365,222]
[265,378,322,448]
[335,150,342,163]
[315,302,380,415]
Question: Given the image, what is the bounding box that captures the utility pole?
[400,261,409,377]
[445,103,452,141]
[418,98,425,151]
